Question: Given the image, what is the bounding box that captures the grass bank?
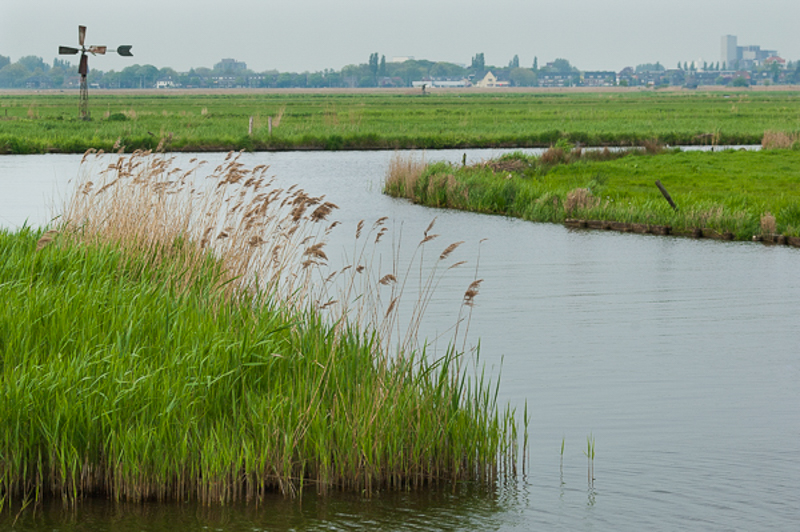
[2,90,800,153]
[384,139,800,242]
[0,151,519,510]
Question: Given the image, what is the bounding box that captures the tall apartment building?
[721,35,777,69]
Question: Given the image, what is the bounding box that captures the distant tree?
[368,52,379,79]
[471,53,485,71]
[509,67,536,86]
[769,61,781,83]
[722,61,726,70]
[532,56,538,71]
[378,55,386,78]
[101,70,121,89]
[509,54,519,69]
[52,58,71,70]
[703,61,708,71]
[17,56,49,74]
[550,58,574,72]
[428,61,466,79]
[683,62,688,71]
[677,61,681,69]
[0,55,9,70]
[0,63,31,87]
[732,76,748,87]
[136,65,159,88]
[158,67,178,80]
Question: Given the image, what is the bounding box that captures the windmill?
[58,25,133,120]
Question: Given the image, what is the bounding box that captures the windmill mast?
[59,25,133,120]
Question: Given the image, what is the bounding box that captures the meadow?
[2,89,800,153]
[383,140,800,241]
[0,150,519,509]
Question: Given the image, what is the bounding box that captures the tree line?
[1,52,798,90]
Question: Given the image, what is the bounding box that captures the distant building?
[538,72,575,87]
[582,71,616,87]
[391,56,415,63]
[156,78,177,89]
[412,79,471,88]
[720,36,778,69]
[475,71,509,88]
[214,58,247,72]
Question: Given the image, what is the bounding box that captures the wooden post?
[655,180,678,211]
[248,116,253,136]
[268,116,272,136]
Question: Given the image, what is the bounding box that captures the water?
[1,150,798,531]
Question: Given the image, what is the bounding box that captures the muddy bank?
[564,219,800,248]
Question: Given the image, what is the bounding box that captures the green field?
[2,89,800,153]
[384,146,800,240]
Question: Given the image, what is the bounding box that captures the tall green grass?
[384,145,800,239]
[0,150,518,510]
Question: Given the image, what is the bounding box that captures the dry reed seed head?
[373,216,389,228]
[291,204,307,222]
[421,234,439,244]
[385,297,398,317]
[36,230,59,251]
[564,188,599,213]
[463,279,483,307]
[378,274,397,285]
[356,265,365,273]
[310,202,337,222]
[319,299,338,310]
[440,241,464,260]
[375,227,388,243]
[356,220,365,239]
[448,260,467,270]
[304,243,328,261]
[424,218,437,237]
[760,212,777,233]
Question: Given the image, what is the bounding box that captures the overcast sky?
[2,0,798,73]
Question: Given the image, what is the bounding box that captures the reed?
[761,130,800,150]
[584,434,595,484]
[0,150,518,510]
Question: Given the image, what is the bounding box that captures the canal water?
[1,150,798,531]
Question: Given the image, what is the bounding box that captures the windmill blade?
[59,46,80,55]
[79,54,89,76]
[116,45,133,57]
[88,46,107,55]
[79,25,86,46]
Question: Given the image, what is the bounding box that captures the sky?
[2,0,798,73]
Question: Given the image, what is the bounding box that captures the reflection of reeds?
[1,150,519,509]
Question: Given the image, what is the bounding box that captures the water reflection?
[3,482,528,532]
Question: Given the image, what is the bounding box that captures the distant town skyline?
[2,0,798,73]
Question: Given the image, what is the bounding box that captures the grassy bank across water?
[2,90,800,153]
[0,151,518,510]
[384,142,800,242]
